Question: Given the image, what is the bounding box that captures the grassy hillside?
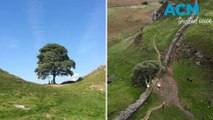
[108,2,162,119]
[0,66,105,120]
[108,0,213,119]
[108,2,160,47]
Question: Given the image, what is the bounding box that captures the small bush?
[134,31,143,45]
[141,1,148,5]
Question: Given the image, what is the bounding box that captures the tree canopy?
[132,60,159,87]
[35,43,75,84]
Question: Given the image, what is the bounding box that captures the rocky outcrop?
[14,104,30,110]
[175,40,213,67]
[107,75,117,84]
[152,0,169,21]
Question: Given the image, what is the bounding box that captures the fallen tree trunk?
[113,10,197,120]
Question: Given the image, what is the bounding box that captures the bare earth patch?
[90,84,105,92]
[154,67,194,118]
[49,84,63,87]
[108,3,160,46]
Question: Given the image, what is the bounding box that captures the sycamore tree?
[35,43,75,84]
[132,61,159,87]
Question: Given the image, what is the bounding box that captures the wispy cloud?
[77,4,105,56]
[0,37,19,49]
[75,3,106,73]
[9,40,19,48]
[27,0,45,49]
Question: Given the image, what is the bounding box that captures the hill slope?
[0,66,105,120]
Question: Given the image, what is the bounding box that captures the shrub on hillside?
[141,1,148,5]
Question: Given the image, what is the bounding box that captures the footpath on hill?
[113,1,197,119]
[142,67,194,120]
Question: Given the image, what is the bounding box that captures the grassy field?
[107,3,161,119]
[173,60,213,119]
[108,2,161,47]
[129,94,161,120]
[149,105,191,120]
[0,66,105,120]
[108,12,180,120]
[108,0,213,119]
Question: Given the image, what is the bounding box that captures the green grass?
[173,60,213,120]
[0,66,105,120]
[169,1,213,119]
[108,8,117,21]
[149,105,191,120]
[108,15,181,119]
[183,23,213,58]
[130,94,161,120]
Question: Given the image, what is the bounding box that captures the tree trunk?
[52,67,57,84]
[52,75,56,84]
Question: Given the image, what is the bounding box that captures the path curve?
[156,67,195,118]
[141,102,165,120]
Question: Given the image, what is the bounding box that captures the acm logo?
[164,0,199,16]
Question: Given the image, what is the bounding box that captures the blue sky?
[0,0,106,84]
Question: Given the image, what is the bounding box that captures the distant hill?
[0,66,105,120]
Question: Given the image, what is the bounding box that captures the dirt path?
[141,31,195,120]
[141,102,165,120]
[142,67,195,120]
[153,32,163,68]
[155,68,194,118]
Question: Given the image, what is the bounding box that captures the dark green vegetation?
[108,0,213,119]
[0,66,105,120]
[35,43,75,84]
[132,60,159,87]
